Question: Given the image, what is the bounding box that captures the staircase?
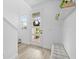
[51,44,70,59]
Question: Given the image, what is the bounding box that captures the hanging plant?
[60,0,74,8]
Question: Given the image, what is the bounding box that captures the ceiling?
[24,0,76,7]
[24,0,49,7]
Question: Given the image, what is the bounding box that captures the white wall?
[63,11,76,59]
[3,19,18,59]
[32,0,63,49]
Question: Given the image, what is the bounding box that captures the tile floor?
[18,43,69,59]
[18,43,51,59]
